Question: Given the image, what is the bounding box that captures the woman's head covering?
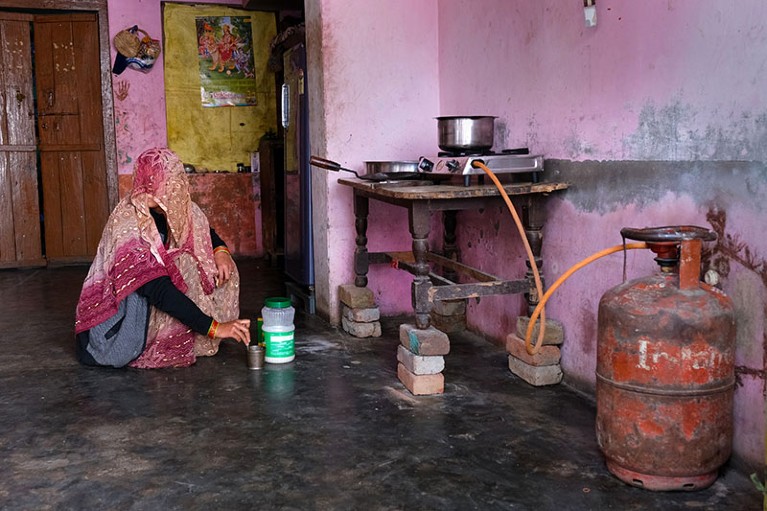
[130,147,193,253]
[132,147,186,201]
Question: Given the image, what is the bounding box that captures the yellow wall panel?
[163,3,277,172]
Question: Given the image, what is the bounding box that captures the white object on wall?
[584,0,597,28]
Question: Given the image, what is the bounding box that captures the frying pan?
[364,160,420,175]
[310,155,425,182]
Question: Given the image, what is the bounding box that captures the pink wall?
[439,0,767,161]
[437,0,766,468]
[306,0,439,321]
[106,0,238,173]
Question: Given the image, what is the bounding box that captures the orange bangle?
[213,246,230,256]
[207,320,219,339]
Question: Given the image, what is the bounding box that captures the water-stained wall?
[437,0,766,469]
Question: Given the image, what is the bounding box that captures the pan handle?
[309,155,340,171]
[310,155,361,178]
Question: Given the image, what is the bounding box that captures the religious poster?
[196,16,257,107]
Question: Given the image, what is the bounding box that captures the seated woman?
[74,147,251,368]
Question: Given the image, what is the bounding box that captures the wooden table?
[338,177,569,329]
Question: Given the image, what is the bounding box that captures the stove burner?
[418,149,543,179]
[438,150,492,157]
[437,147,530,157]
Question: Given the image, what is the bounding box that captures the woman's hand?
[214,248,236,287]
[215,318,251,345]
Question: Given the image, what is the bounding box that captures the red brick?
[397,363,444,395]
[399,324,450,356]
[505,334,561,366]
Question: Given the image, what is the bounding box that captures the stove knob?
[418,158,434,172]
[446,159,461,173]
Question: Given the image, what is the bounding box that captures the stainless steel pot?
[436,116,496,152]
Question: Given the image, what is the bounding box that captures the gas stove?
[417,148,543,180]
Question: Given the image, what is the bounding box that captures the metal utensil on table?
[310,155,361,176]
[364,160,420,175]
[311,155,426,182]
[247,344,265,370]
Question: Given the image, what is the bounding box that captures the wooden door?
[0,13,44,268]
[34,13,109,264]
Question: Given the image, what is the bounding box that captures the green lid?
[265,296,292,308]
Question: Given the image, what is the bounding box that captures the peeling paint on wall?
[624,98,767,161]
[703,208,767,388]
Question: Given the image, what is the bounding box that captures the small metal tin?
[247,344,265,370]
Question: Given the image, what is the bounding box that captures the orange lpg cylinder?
[596,226,736,491]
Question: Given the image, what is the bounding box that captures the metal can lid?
[265,296,292,309]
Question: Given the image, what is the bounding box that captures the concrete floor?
[0,259,760,510]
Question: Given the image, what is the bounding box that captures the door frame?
[0,0,117,210]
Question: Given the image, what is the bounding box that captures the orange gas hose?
[472,162,547,354]
[472,160,650,356]
[524,242,648,353]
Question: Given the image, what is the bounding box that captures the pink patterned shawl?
[75,148,239,368]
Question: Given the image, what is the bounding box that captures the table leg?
[410,202,431,329]
[443,210,459,282]
[523,196,545,316]
[353,192,369,288]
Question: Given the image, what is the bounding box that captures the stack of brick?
[397,324,449,395]
[506,316,564,386]
[429,299,467,334]
[339,284,381,338]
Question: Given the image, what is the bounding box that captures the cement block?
[338,285,376,309]
[431,299,466,316]
[397,363,444,395]
[342,316,381,338]
[397,345,445,375]
[508,355,563,386]
[399,324,450,356]
[342,304,380,323]
[506,334,561,367]
[516,316,564,346]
